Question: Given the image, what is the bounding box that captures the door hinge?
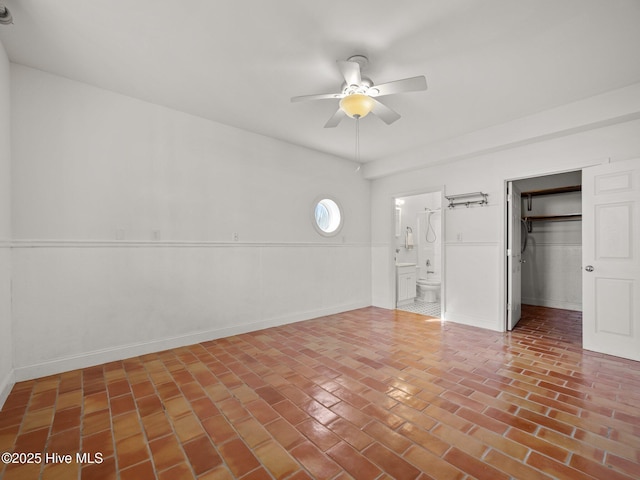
[506,303,511,311]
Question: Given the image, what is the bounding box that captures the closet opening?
[506,170,583,335]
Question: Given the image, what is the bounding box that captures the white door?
[507,182,522,330]
[583,158,640,361]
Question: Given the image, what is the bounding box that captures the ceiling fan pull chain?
[355,116,360,163]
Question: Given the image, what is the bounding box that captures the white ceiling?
[1,0,640,166]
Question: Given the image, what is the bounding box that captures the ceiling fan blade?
[324,109,347,128]
[370,98,401,125]
[370,76,427,97]
[337,60,361,86]
[291,92,342,103]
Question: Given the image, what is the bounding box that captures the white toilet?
[417,277,440,303]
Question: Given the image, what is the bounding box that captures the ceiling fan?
[291,55,427,128]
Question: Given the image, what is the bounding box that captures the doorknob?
[585,265,594,272]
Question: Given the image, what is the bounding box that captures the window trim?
[312,196,344,237]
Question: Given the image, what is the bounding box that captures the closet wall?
[517,171,583,311]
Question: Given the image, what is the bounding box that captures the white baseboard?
[522,297,582,312]
[13,301,370,382]
[444,311,503,333]
[0,369,15,411]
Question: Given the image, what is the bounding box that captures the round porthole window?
[313,198,343,236]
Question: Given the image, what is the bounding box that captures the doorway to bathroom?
[393,190,444,318]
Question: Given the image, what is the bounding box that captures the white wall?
[517,172,583,311]
[0,40,12,408]
[371,118,640,331]
[10,65,371,380]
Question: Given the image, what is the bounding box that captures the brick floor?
[0,305,639,479]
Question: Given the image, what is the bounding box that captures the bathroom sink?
[396,263,416,267]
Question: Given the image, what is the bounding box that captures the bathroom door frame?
[390,186,446,318]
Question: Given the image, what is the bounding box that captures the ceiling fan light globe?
[340,94,374,119]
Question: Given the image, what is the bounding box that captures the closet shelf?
[521,185,581,197]
[523,214,582,232]
[522,185,581,211]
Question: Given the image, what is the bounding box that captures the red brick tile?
[444,447,510,480]
[300,399,339,426]
[390,403,437,431]
[218,397,249,423]
[0,407,26,430]
[2,305,639,480]
[397,423,449,456]
[526,452,594,480]
[456,407,508,434]
[431,423,487,457]
[327,418,374,451]
[21,407,54,432]
[81,454,117,480]
[156,382,181,401]
[112,410,143,442]
[506,428,570,462]
[255,386,286,405]
[182,435,222,475]
[330,401,370,428]
[272,399,308,425]
[254,440,299,479]
[107,380,131,398]
[161,395,190,420]
[218,438,261,477]
[130,381,155,399]
[28,389,57,411]
[140,411,173,441]
[484,449,555,480]
[537,427,604,462]
[83,429,115,458]
[304,385,340,408]
[331,386,370,409]
[237,467,276,480]
[362,442,420,479]
[2,462,43,480]
[291,441,341,480]
[484,407,538,433]
[467,425,528,460]
[265,418,305,449]
[149,435,186,472]
[0,425,20,453]
[157,462,194,480]
[47,427,81,455]
[363,421,411,454]
[202,415,236,444]
[115,432,149,469]
[296,418,341,451]
[83,392,109,414]
[42,461,80,480]
[110,393,136,417]
[190,396,220,420]
[173,414,203,445]
[570,453,637,480]
[120,460,156,480]
[135,394,163,418]
[245,398,280,424]
[326,442,381,480]
[606,453,640,478]
[14,427,50,453]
